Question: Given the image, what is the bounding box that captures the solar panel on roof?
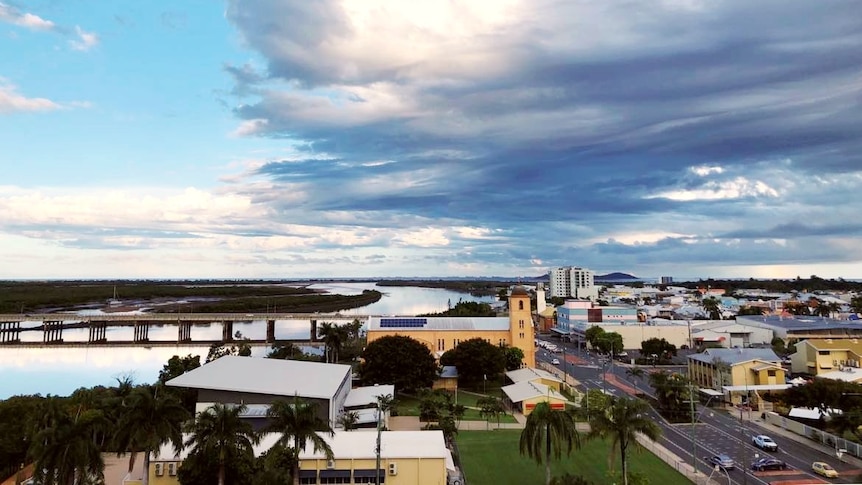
[380,318,428,328]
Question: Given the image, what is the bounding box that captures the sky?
[1,0,861,281]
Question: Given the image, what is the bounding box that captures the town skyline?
[2,1,861,280]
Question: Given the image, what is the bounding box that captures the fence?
[763,412,862,459]
[635,434,721,485]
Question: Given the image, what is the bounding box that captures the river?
[0,282,497,399]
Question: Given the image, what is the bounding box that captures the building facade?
[548,266,598,300]
[688,348,788,408]
[366,287,535,368]
[790,338,862,377]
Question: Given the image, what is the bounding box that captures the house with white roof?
[166,355,353,426]
[148,430,455,485]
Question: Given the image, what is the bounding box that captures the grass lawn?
[457,430,690,485]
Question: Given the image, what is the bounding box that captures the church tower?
[508,286,535,368]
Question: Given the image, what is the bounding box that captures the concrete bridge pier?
[310,319,317,342]
[266,320,275,343]
[178,321,192,343]
[88,322,107,343]
[222,321,234,342]
[133,322,149,342]
[0,321,21,343]
[43,321,63,343]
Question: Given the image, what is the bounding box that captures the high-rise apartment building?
[548,266,598,300]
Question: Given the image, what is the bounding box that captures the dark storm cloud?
[221,0,862,274]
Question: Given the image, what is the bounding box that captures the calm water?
[0,282,496,398]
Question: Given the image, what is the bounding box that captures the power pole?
[375,406,382,485]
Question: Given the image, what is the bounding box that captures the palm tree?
[264,396,334,485]
[712,358,731,392]
[625,367,645,394]
[519,402,580,485]
[477,396,504,430]
[702,297,721,320]
[337,410,359,431]
[317,322,347,363]
[113,385,189,484]
[29,398,107,485]
[184,403,259,485]
[588,397,660,485]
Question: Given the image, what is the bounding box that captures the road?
[535,337,859,484]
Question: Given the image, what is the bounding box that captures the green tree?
[640,338,677,360]
[446,338,506,386]
[595,332,623,356]
[182,403,259,485]
[477,396,505,430]
[519,402,581,485]
[0,394,44,477]
[206,332,252,363]
[588,397,661,485]
[29,397,107,485]
[504,346,526,371]
[580,389,611,421]
[585,326,606,349]
[359,335,438,392]
[648,371,690,421]
[158,354,201,384]
[337,410,359,431]
[851,296,862,314]
[771,337,787,356]
[264,397,334,485]
[625,367,645,394]
[702,297,721,320]
[113,385,189,485]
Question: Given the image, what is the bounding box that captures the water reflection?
[0,282,497,398]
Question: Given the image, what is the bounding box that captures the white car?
[552,358,561,365]
[752,435,778,451]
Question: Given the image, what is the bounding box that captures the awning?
[699,388,724,396]
[319,470,351,479]
[550,327,568,335]
[298,470,317,479]
[353,469,385,479]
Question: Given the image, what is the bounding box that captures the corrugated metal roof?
[343,384,395,408]
[165,355,352,399]
[502,380,568,403]
[688,348,780,365]
[506,367,561,384]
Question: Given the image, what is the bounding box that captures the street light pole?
[689,385,697,476]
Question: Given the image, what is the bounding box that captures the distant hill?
[595,272,640,282]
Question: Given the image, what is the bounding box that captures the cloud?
[69,26,99,51]
[0,3,98,51]
[0,79,62,113]
[0,3,55,31]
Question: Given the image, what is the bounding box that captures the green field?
[457,430,690,485]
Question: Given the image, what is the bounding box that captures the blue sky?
[2,0,861,280]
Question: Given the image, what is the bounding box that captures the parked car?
[812,462,839,478]
[706,454,735,470]
[751,457,787,471]
[552,358,561,365]
[752,434,778,451]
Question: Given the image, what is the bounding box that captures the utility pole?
[375,405,382,485]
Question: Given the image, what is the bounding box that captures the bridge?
[0,313,372,347]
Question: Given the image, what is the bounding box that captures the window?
[519,301,524,310]
[319,476,350,484]
[299,477,317,485]
[519,320,524,329]
[767,370,776,377]
[818,350,831,355]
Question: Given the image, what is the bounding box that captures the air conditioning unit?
[154,463,163,476]
[327,459,335,469]
[168,463,177,476]
[389,462,398,476]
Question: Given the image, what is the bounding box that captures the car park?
[751,457,787,471]
[706,454,735,470]
[752,434,778,451]
[812,462,839,478]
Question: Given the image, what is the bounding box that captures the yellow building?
[149,430,454,485]
[366,287,535,368]
[502,367,570,415]
[790,338,862,379]
[688,348,789,409]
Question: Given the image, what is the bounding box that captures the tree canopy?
[504,346,525,371]
[441,337,506,385]
[640,338,676,360]
[358,335,438,392]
